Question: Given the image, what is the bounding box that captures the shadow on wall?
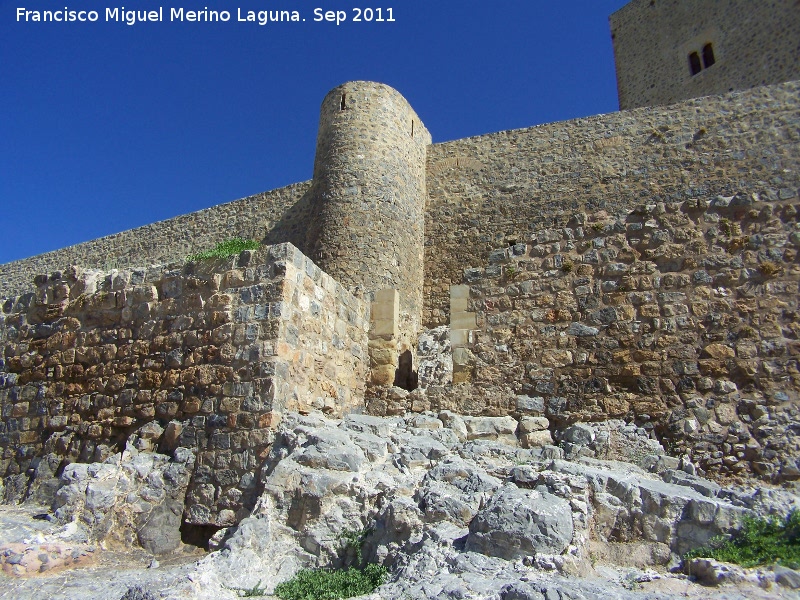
[262,187,316,254]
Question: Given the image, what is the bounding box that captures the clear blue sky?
[0,0,630,265]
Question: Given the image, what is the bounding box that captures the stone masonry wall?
[0,181,313,299]
[0,243,368,526]
[432,193,800,482]
[610,0,800,110]
[423,80,800,327]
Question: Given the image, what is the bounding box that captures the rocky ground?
[2,410,800,599]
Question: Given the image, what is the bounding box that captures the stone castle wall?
[610,0,800,109]
[0,182,314,300]
[420,195,800,481]
[423,80,800,326]
[0,243,368,525]
[6,82,798,337]
[0,77,798,517]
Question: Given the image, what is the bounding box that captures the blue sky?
[1,0,630,265]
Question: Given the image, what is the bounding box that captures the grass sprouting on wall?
[684,511,800,569]
[186,238,260,262]
[274,564,387,600]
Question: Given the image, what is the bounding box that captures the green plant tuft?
[225,579,267,597]
[561,260,574,273]
[274,564,387,600]
[340,526,374,567]
[505,265,519,281]
[737,325,758,339]
[187,238,260,262]
[684,511,800,569]
[758,261,782,278]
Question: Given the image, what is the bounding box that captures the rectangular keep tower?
[610,0,800,109]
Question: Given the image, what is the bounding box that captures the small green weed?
[274,564,387,600]
[621,572,643,590]
[504,265,520,281]
[684,511,800,569]
[340,526,374,567]
[561,260,574,273]
[187,238,260,262]
[728,236,749,253]
[759,261,782,278]
[274,526,386,600]
[737,325,758,339]
[226,579,267,597]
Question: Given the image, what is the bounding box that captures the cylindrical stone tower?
[308,81,431,362]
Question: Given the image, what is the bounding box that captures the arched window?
[702,43,716,68]
[688,52,702,76]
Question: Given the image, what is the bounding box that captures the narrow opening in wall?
[394,350,418,391]
[180,522,224,551]
[411,120,415,137]
[702,43,716,68]
[688,52,702,76]
[340,93,347,110]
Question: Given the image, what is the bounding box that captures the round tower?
[308,81,431,364]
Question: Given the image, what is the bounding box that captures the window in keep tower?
[688,52,702,76]
[702,43,716,68]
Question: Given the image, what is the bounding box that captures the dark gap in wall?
[688,52,702,76]
[340,94,347,110]
[180,522,223,551]
[54,458,70,478]
[394,350,418,391]
[411,120,415,137]
[702,43,716,68]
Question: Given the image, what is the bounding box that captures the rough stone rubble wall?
[0,181,313,299]
[610,0,800,110]
[0,243,368,526]
[423,80,800,326]
[428,193,800,482]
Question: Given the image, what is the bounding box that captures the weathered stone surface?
[50,446,195,554]
[416,458,501,526]
[462,416,518,444]
[702,344,735,360]
[566,323,600,337]
[293,430,368,472]
[521,430,554,448]
[685,558,747,586]
[466,485,574,559]
[2,410,798,600]
[136,500,183,555]
[775,566,800,590]
[562,424,594,446]
[516,395,545,415]
[119,585,160,600]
